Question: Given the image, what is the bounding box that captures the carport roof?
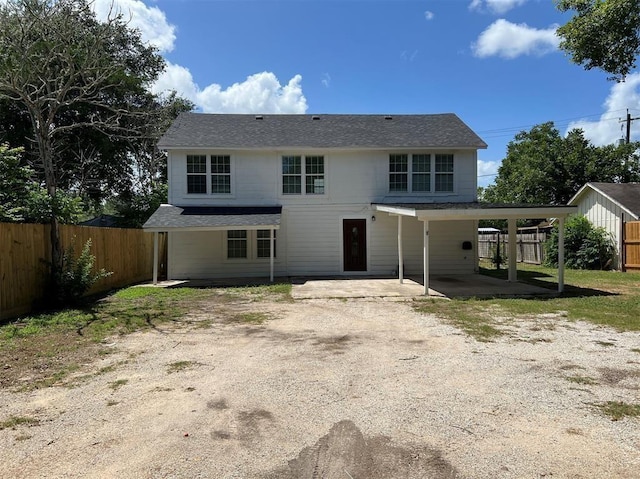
[373,202,577,220]
[143,205,282,232]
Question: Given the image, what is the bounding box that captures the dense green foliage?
[0,144,83,223]
[483,122,640,205]
[557,0,640,81]
[545,215,615,270]
[54,239,112,305]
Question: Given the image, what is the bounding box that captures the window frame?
[185,154,233,196]
[186,154,207,195]
[223,229,279,261]
[281,155,326,196]
[388,153,455,194]
[226,230,248,259]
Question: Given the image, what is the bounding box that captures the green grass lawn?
[0,283,292,390]
[414,263,640,340]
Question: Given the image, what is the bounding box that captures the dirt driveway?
[1,296,639,478]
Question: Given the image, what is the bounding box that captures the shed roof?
[158,113,488,150]
[143,205,282,231]
[569,182,640,219]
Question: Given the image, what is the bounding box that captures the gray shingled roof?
[143,205,282,231]
[586,182,640,217]
[158,113,487,150]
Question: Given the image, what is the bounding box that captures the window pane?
[211,155,230,173]
[412,154,430,172]
[435,154,454,172]
[227,230,247,258]
[389,154,408,172]
[187,155,207,173]
[187,175,206,194]
[389,173,408,192]
[211,175,231,194]
[282,156,301,174]
[283,175,302,194]
[412,173,431,192]
[435,174,454,192]
[257,229,276,258]
[305,156,324,194]
[305,156,324,174]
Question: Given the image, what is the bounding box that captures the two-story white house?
[144,113,576,293]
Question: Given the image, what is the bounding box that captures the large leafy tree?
[483,122,640,205]
[557,0,640,81]
[0,0,167,292]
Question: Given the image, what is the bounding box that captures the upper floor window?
[435,154,454,192]
[187,155,207,194]
[186,154,232,195]
[389,154,408,192]
[211,155,231,194]
[389,153,454,193]
[283,155,325,195]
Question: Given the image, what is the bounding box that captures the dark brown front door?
[343,219,367,271]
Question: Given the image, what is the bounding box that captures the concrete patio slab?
[141,274,558,299]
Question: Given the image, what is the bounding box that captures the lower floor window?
[257,229,276,258]
[226,229,277,259]
[227,230,247,258]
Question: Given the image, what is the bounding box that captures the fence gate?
[623,221,640,272]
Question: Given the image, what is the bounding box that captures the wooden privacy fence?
[0,223,165,320]
[623,221,640,272]
[478,230,548,265]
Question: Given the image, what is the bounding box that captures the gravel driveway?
[1,296,639,478]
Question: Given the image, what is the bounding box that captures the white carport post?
[507,218,517,282]
[423,220,429,296]
[397,215,404,284]
[152,231,159,285]
[558,216,565,293]
[269,228,275,283]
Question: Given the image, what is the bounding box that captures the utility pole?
[622,109,640,143]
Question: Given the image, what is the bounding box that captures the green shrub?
[545,215,615,270]
[55,238,112,305]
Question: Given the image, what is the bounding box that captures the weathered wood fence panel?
[479,231,548,265]
[623,221,640,272]
[1,223,159,320]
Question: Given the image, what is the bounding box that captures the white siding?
[575,189,626,269]
[165,146,480,279]
[167,148,478,206]
[168,207,476,279]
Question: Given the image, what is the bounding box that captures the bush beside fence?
[0,222,158,320]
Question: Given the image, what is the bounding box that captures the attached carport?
[373,202,578,295]
[143,205,282,284]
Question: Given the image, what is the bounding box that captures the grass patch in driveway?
[0,416,40,430]
[413,298,504,342]
[596,401,640,421]
[167,361,200,374]
[0,286,246,390]
[415,265,640,339]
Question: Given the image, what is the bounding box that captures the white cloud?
[566,73,640,146]
[322,73,331,88]
[472,19,559,59]
[477,159,501,187]
[424,10,434,20]
[92,0,176,53]
[152,66,308,114]
[469,0,528,15]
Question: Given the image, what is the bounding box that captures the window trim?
[388,152,455,194]
[185,154,234,196]
[223,229,279,261]
[281,154,326,196]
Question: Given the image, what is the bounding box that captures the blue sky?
[89,0,640,187]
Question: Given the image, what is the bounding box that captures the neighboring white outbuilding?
[145,113,576,293]
[568,182,640,270]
